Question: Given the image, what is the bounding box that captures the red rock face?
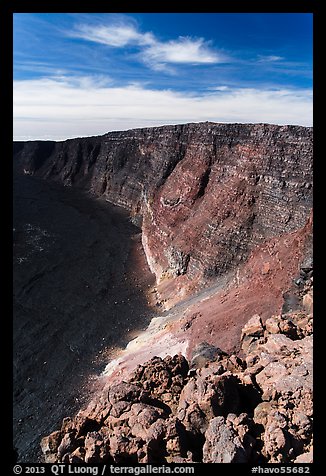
[181,213,313,357]
[14,123,313,309]
[139,125,312,306]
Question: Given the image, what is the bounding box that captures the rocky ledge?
[41,275,313,464]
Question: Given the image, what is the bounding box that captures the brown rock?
[61,417,74,433]
[265,316,281,334]
[128,403,166,441]
[227,413,255,447]
[241,315,265,353]
[261,261,271,275]
[241,315,264,339]
[242,336,265,355]
[57,432,77,461]
[278,318,298,339]
[108,382,148,405]
[291,412,312,438]
[163,417,187,461]
[69,447,85,463]
[168,452,194,463]
[75,393,112,434]
[130,354,188,400]
[40,430,62,462]
[254,402,276,427]
[263,411,291,462]
[109,432,143,463]
[84,431,104,463]
[254,334,313,403]
[177,373,241,433]
[179,402,206,435]
[110,401,132,418]
[40,430,62,454]
[302,291,313,314]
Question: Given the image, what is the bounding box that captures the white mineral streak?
[102,312,188,379]
[141,227,162,280]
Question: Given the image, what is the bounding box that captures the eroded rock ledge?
[41,277,313,464]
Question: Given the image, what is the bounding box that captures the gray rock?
[190,341,227,369]
[203,416,249,463]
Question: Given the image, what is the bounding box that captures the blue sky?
[13,13,313,140]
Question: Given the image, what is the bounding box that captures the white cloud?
[72,23,155,48]
[257,55,284,62]
[211,85,229,91]
[70,20,224,71]
[14,60,68,76]
[141,37,223,69]
[13,76,312,141]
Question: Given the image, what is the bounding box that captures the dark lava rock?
[190,341,228,369]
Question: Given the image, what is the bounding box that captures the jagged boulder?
[129,354,189,411]
[202,415,252,463]
[241,314,265,353]
[40,431,62,463]
[177,372,242,434]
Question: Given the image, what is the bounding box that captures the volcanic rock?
[294,447,313,463]
[40,431,62,463]
[13,122,313,463]
[202,415,251,463]
[190,342,228,369]
[241,314,265,353]
[14,122,313,307]
[40,296,313,464]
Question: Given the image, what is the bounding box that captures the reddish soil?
[101,213,312,385]
[184,213,313,357]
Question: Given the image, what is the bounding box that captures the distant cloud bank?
[13,76,312,141]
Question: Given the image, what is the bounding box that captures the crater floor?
[13,173,155,462]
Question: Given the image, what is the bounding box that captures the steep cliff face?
[14,122,313,306]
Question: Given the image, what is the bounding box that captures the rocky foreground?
[41,271,313,464]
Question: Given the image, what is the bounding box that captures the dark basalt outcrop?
[14,122,313,306]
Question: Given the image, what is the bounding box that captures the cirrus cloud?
[72,23,155,48]
[70,19,226,72]
[257,55,284,62]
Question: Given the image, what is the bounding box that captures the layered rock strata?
[41,277,313,464]
[13,123,313,307]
